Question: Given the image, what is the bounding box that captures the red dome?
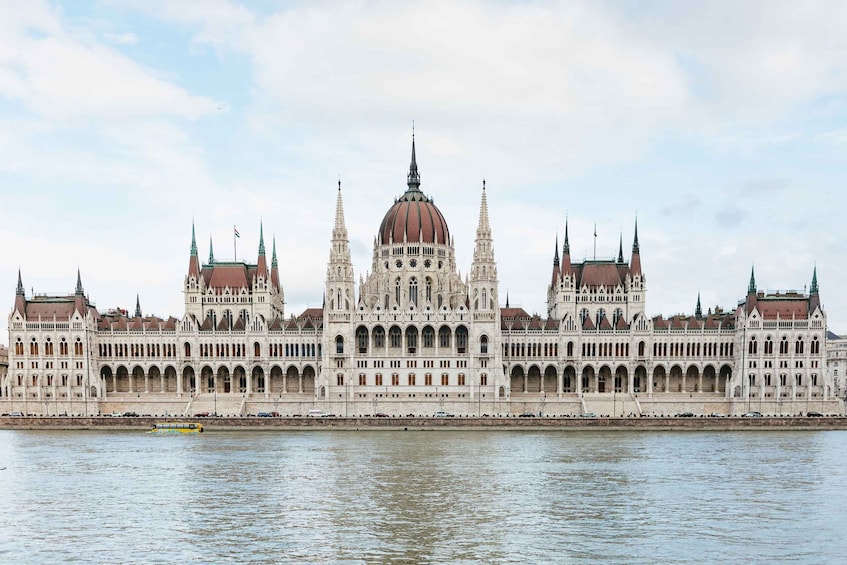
[378,189,450,245]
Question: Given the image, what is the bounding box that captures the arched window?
[253,342,261,357]
[395,278,401,305]
[184,342,191,357]
[356,326,369,353]
[764,336,773,355]
[425,278,432,303]
[580,308,589,325]
[335,335,344,355]
[456,326,468,354]
[748,336,757,355]
[780,336,789,355]
[389,326,402,348]
[422,326,435,348]
[406,326,418,353]
[481,288,488,310]
[373,326,385,348]
[439,326,451,348]
[409,278,418,307]
[480,335,488,354]
[795,337,804,355]
[596,308,606,326]
[812,336,820,354]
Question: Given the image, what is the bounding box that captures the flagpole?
[234,225,237,261]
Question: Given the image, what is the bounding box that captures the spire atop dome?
[407,129,421,192]
[16,268,24,296]
[695,292,702,319]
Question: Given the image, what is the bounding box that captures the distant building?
[3,138,840,417]
[826,331,847,399]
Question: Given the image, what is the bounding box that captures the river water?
[0,429,845,564]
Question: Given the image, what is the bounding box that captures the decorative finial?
[748,264,756,294]
[190,220,198,257]
[208,236,215,264]
[75,269,84,295]
[16,268,24,296]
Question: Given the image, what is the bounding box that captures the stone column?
[177,370,182,398]
[698,372,703,394]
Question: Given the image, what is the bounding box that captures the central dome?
[377,137,450,245]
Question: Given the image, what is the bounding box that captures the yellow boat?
[148,422,204,434]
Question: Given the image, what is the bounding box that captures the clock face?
[395,260,402,268]
[410,259,417,268]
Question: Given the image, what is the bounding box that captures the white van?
[307,409,325,418]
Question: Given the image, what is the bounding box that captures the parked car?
[518,412,536,418]
[807,411,824,417]
[676,412,695,417]
[709,413,727,417]
[374,412,389,417]
[582,412,597,418]
[8,411,23,417]
[194,412,211,417]
[434,411,454,418]
[741,411,764,418]
[307,409,324,417]
[257,412,272,417]
[122,412,139,417]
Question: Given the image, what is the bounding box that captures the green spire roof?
[208,236,215,264]
[16,269,24,296]
[190,221,198,257]
[695,292,702,319]
[272,236,278,269]
[810,266,818,295]
[258,221,266,255]
[748,265,756,294]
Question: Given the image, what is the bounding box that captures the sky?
[2,0,847,342]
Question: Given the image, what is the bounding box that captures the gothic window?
[406,327,418,353]
[780,336,789,355]
[409,278,418,307]
[596,308,606,326]
[795,337,804,355]
[395,278,401,305]
[481,288,487,310]
[373,326,385,348]
[422,326,434,348]
[480,335,488,355]
[337,290,342,310]
[389,326,402,348]
[439,326,451,348]
[765,336,773,355]
[811,336,820,355]
[456,326,468,354]
[748,336,757,355]
[425,277,432,303]
[613,308,623,326]
[579,309,589,325]
[253,342,261,357]
[335,335,344,355]
[356,326,369,353]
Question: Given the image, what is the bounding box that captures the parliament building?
[3,139,840,417]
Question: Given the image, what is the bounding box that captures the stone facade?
[3,139,841,417]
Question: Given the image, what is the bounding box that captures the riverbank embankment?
[2,415,847,431]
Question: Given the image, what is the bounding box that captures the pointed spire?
[16,268,24,296]
[272,236,278,269]
[476,179,491,237]
[748,265,756,295]
[632,217,640,253]
[190,220,198,257]
[334,179,348,235]
[505,292,510,309]
[810,265,818,295]
[695,292,702,319]
[135,294,142,318]
[629,218,642,276]
[407,128,421,192]
[561,216,572,276]
[258,221,266,256]
[75,269,84,295]
[617,232,624,263]
[208,236,215,264]
[554,235,560,267]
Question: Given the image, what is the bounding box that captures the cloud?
[104,32,138,45]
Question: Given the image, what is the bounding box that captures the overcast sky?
[3,0,847,341]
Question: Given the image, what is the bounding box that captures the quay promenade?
[2,415,846,431]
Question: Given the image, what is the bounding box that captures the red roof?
[757,299,809,320]
[575,262,624,289]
